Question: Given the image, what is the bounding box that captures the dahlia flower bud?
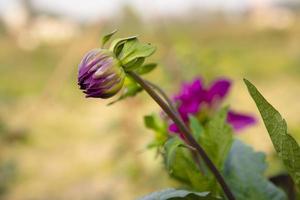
[78,49,125,98]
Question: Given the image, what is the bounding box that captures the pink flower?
[169,77,256,136]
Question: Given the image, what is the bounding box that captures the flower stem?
[145,80,206,174]
[144,80,177,113]
[128,71,236,200]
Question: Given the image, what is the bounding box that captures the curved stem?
[145,80,205,174]
[128,71,235,200]
[145,80,177,113]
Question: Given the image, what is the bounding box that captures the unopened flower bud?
[78,49,125,98]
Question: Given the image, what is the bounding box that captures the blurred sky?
[0,0,283,22]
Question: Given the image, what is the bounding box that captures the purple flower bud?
[78,49,125,98]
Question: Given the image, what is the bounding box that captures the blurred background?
[0,0,300,199]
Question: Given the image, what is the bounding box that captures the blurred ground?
[0,2,300,200]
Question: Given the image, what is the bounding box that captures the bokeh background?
[0,0,300,199]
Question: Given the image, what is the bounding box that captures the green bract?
[109,37,156,72]
[135,63,157,75]
[101,29,118,47]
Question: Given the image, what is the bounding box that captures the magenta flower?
[78,49,125,98]
[169,77,256,135]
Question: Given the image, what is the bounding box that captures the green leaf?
[165,138,185,170]
[200,108,233,170]
[135,63,157,75]
[101,29,117,47]
[191,108,233,195]
[224,140,287,200]
[244,79,300,189]
[138,188,218,200]
[118,38,156,65]
[144,115,160,132]
[163,137,210,191]
[107,77,142,105]
[189,116,203,142]
[109,36,137,57]
[144,114,168,147]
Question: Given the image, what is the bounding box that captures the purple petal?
[189,78,203,93]
[78,49,110,82]
[178,100,200,121]
[205,78,231,106]
[173,78,205,121]
[169,123,180,133]
[227,110,257,132]
[79,50,101,74]
[174,78,203,101]
[168,123,185,139]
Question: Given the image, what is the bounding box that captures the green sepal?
[134,63,157,75]
[109,36,138,57]
[118,38,156,66]
[123,57,145,71]
[101,29,117,47]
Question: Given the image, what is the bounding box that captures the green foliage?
[101,29,118,47]
[144,114,164,133]
[244,79,300,189]
[189,116,203,142]
[108,36,156,73]
[163,137,209,190]
[164,138,185,170]
[193,108,233,194]
[135,63,157,75]
[138,188,218,200]
[200,108,233,170]
[224,140,287,200]
[109,35,138,56]
[118,38,156,67]
[108,76,142,105]
[146,108,235,195]
[144,114,168,147]
[144,115,159,131]
[123,57,145,71]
